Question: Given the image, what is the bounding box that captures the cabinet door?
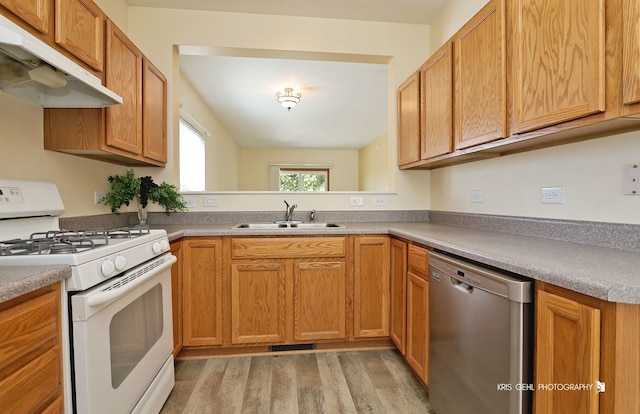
[454,0,506,149]
[0,0,52,35]
[353,236,390,338]
[183,238,223,346]
[293,259,346,341]
[142,59,167,162]
[511,0,604,133]
[55,0,104,71]
[623,0,640,107]
[231,260,287,344]
[421,41,453,159]
[105,20,142,156]
[406,271,429,385]
[397,71,421,166]
[535,289,600,414]
[389,239,407,354]
[169,241,183,357]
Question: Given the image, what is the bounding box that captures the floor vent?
[269,343,316,352]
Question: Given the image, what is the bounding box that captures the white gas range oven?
[0,178,175,414]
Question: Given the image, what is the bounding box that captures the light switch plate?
[203,196,220,207]
[623,164,640,195]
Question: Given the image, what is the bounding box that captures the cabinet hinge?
[597,381,605,393]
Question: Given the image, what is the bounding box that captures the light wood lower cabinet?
[353,236,390,338]
[389,238,408,354]
[182,237,223,347]
[405,244,430,386]
[231,260,287,344]
[535,282,640,414]
[230,237,347,345]
[0,283,63,413]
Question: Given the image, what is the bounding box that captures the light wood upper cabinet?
[420,41,453,159]
[182,238,223,347]
[142,59,168,163]
[55,0,104,72]
[397,71,421,166]
[0,283,63,413]
[454,0,507,149]
[0,0,52,35]
[623,0,640,112]
[511,0,605,133]
[353,236,390,338]
[105,20,143,156]
[389,238,407,355]
[44,20,167,167]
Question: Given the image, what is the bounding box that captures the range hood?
[0,14,122,108]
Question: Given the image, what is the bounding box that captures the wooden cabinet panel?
[0,283,63,413]
[231,237,346,259]
[183,238,223,346]
[142,59,167,163]
[55,0,103,71]
[231,260,287,344]
[397,71,421,166]
[389,238,407,354]
[511,0,605,133]
[353,236,390,338]
[623,0,640,107]
[454,0,507,149]
[535,289,600,414]
[293,259,346,341]
[406,270,429,386]
[420,41,453,159]
[105,20,142,156]
[0,0,52,35]
[170,241,183,357]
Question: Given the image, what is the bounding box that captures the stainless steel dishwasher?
[429,251,533,414]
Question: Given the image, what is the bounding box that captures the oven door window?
[109,283,164,388]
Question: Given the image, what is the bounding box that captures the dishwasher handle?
[450,276,473,293]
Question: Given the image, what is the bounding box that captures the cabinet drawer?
[232,237,346,259]
[0,285,59,374]
[408,244,429,276]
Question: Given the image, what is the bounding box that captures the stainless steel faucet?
[284,200,297,222]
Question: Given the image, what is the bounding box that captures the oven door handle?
[86,254,177,308]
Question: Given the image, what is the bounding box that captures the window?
[179,112,206,191]
[279,168,329,192]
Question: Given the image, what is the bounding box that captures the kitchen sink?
[232,222,345,229]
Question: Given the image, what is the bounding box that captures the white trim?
[179,104,211,136]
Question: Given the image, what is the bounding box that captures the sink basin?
[232,222,345,229]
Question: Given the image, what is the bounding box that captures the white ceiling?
[129,1,446,150]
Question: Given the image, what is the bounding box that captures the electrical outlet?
[373,196,387,206]
[471,190,484,203]
[182,196,196,208]
[94,191,107,204]
[203,196,220,207]
[541,187,564,204]
[350,196,364,206]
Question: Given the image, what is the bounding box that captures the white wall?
[428,0,640,225]
[126,7,431,211]
[359,135,389,191]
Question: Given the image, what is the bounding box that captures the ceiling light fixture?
[276,87,301,111]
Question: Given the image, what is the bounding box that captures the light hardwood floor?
[161,349,434,414]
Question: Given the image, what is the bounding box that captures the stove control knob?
[114,255,127,271]
[152,240,169,254]
[101,260,115,277]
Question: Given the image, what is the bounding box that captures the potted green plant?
[100,169,187,226]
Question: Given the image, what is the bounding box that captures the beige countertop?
[2,221,639,304]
